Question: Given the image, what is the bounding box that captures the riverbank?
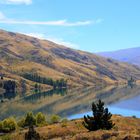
[1,115,140,140]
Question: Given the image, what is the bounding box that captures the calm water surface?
[0,85,140,120]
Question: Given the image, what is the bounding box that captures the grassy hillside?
[0,29,140,90]
[1,115,140,140]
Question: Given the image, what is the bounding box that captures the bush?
[0,134,11,140]
[1,117,17,133]
[17,117,25,128]
[0,121,3,132]
[61,118,68,127]
[61,118,68,123]
[61,122,67,127]
[24,112,36,127]
[36,112,46,126]
[50,115,61,124]
[17,112,47,128]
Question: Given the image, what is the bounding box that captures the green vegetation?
[17,117,25,128]
[0,117,17,133]
[35,112,46,126]
[0,134,11,140]
[24,112,36,127]
[61,118,68,127]
[0,112,63,135]
[1,115,140,140]
[83,99,115,131]
[18,112,47,127]
[25,125,40,140]
[17,112,63,128]
[22,73,67,89]
[49,114,61,124]
[34,83,41,93]
[1,113,140,140]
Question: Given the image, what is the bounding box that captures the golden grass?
[2,115,140,140]
[1,29,140,89]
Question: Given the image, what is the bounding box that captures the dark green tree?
[24,112,36,127]
[22,73,67,89]
[34,83,39,93]
[25,125,40,140]
[83,99,115,131]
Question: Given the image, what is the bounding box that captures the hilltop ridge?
[98,47,140,66]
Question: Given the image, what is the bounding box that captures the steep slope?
[0,29,140,89]
[98,47,140,66]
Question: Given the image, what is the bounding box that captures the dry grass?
[2,115,140,140]
[1,29,140,89]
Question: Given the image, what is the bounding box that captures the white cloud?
[95,18,104,24]
[22,32,79,49]
[0,18,92,27]
[24,32,46,39]
[0,0,32,5]
[0,12,102,27]
[0,12,5,20]
[47,37,80,49]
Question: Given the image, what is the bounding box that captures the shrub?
[61,118,68,127]
[36,112,46,126]
[24,112,36,127]
[61,122,67,127]
[132,115,137,118]
[17,117,25,128]
[0,134,11,140]
[17,112,47,127]
[2,117,17,133]
[61,118,68,123]
[50,115,61,124]
[0,121,3,132]
[83,99,115,131]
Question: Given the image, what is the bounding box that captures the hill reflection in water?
[0,85,140,120]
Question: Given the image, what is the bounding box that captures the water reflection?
[0,85,140,120]
[23,88,67,102]
[0,91,16,100]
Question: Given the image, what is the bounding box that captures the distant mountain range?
[98,47,140,66]
[0,29,140,89]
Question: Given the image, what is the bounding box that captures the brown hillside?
[0,29,140,88]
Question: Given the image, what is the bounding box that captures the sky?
[0,0,140,52]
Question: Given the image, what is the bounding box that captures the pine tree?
[83,99,115,131]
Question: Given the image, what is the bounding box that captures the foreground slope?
[0,29,140,88]
[2,115,140,140]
